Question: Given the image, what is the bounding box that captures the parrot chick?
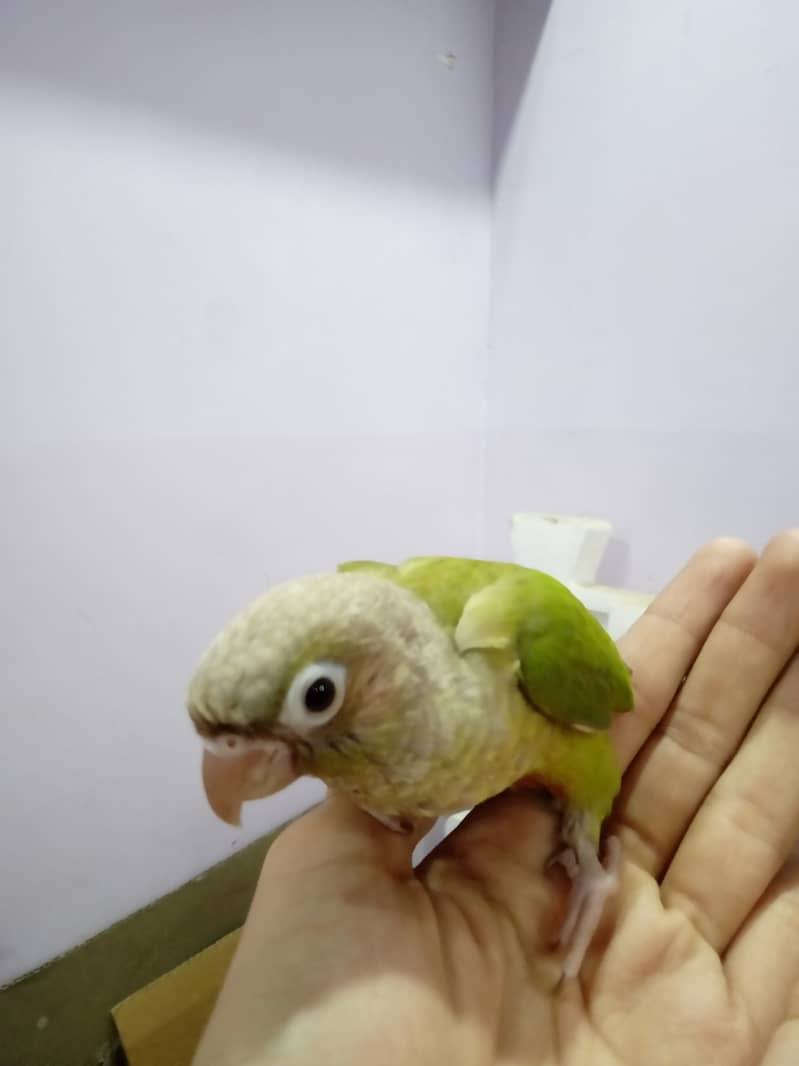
[187,557,634,979]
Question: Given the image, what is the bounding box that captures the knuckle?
[661,697,731,768]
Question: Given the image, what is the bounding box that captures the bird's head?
[187,571,437,825]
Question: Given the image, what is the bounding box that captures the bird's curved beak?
[200,737,298,826]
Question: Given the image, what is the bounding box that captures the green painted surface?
[0,823,290,1066]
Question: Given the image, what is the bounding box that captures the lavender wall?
[0,0,494,983]
[486,0,799,590]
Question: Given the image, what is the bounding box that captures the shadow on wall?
[0,0,496,193]
[492,0,552,185]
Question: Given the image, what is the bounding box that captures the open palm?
[195,533,799,1066]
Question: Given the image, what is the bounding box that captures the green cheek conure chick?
[187,556,634,979]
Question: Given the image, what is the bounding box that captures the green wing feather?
[454,569,633,730]
[339,555,633,732]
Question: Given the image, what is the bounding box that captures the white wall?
[487,0,799,590]
[0,0,493,984]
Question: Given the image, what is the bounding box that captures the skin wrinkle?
[426,850,535,1028]
[615,821,659,880]
[657,695,742,772]
[431,892,494,1037]
[716,614,797,665]
[710,777,790,859]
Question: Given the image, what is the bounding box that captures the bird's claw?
[553,833,620,980]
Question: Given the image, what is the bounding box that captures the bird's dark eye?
[304,677,337,713]
[282,661,346,729]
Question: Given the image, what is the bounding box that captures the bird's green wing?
[455,570,634,731]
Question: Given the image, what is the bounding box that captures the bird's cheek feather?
[201,739,297,826]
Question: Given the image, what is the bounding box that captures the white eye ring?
[279,661,347,732]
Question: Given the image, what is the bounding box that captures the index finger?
[612,537,757,770]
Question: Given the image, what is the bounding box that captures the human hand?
[193,533,799,1066]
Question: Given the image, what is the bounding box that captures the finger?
[612,537,756,770]
[268,791,436,879]
[725,856,799,1053]
[615,531,798,876]
[761,1016,799,1066]
[662,646,799,951]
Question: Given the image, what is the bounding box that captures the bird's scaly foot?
[549,816,620,979]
